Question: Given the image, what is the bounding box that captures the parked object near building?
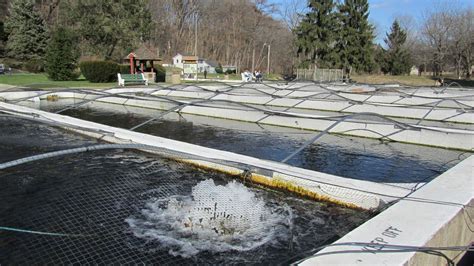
[223,65,237,73]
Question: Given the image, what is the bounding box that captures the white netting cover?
[126,179,291,257]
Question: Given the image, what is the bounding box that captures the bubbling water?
[126,179,291,257]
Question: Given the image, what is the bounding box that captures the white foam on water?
[126,179,291,257]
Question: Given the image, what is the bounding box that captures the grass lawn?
[0,73,116,89]
[351,74,439,87]
[196,73,241,80]
[351,74,474,87]
[3,72,469,89]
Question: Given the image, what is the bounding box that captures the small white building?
[172,53,198,70]
[409,66,419,76]
[172,53,219,73]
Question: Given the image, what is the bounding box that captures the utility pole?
[267,44,271,75]
[252,47,255,73]
[194,12,198,81]
[194,12,198,56]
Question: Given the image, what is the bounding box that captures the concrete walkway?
[0,83,17,91]
[299,156,473,265]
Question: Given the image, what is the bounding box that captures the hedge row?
[79,61,119,83]
[2,59,167,83]
[119,64,131,74]
[155,65,166,82]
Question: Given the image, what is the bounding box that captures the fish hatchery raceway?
[0,81,473,265]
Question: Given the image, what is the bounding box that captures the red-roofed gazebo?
[124,45,162,81]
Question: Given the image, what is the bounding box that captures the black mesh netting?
[0,116,372,264]
[0,150,374,265]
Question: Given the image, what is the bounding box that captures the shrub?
[215,64,223,74]
[225,69,236,74]
[0,21,7,57]
[44,27,79,80]
[119,64,131,74]
[79,61,119,82]
[155,64,166,82]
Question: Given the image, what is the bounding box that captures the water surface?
[36,100,469,187]
[0,116,371,264]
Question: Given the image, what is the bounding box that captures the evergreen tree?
[374,44,389,74]
[295,0,338,68]
[66,0,152,60]
[0,22,6,42]
[45,27,79,81]
[336,0,375,74]
[4,0,48,60]
[0,21,7,57]
[384,20,411,75]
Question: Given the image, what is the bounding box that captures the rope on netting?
[0,226,91,238]
[0,143,190,170]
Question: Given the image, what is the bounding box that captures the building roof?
[182,55,198,61]
[124,45,162,61]
[204,59,219,67]
[174,53,198,62]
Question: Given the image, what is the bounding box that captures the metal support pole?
[267,44,271,75]
[129,56,134,74]
[194,13,198,56]
[252,47,255,73]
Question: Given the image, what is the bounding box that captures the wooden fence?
[296,69,344,82]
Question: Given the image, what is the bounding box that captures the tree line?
[292,0,472,78]
[0,0,293,77]
[295,0,375,75]
[0,0,472,79]
[411,4,472,78]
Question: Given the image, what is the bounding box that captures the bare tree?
[278,0,306,31]
[453,9,473,79]
[420,1,473,78]
[450,10,469,78]
[0,0,10,20]
[422,7,455,76]
[396,15,419,48]
[145,0,293,73]
[23,0,295,73]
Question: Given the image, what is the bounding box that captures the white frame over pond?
[0,81,472,265]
